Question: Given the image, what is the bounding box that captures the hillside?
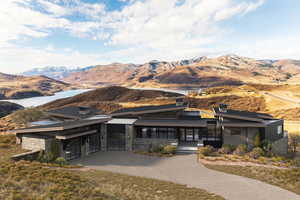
[0,101,23,118]
[41,86,181,112]
[0,73,71,100]
[62,55,300,89]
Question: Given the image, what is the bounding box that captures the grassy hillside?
[0,74,71,100]
[42,86,180,111]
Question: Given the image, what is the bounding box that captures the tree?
[289,134,300,153]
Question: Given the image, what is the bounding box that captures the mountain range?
[20,55,300,89]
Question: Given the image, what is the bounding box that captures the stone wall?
[272,137,288,156]
[101,124,107,151]
[125,125,134,151]
[134,138,178,151]
[22,136,53,152]
[11,150,41,161]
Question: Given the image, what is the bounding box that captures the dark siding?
[265,120,284,142]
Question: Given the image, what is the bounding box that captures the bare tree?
[289,134,300,153]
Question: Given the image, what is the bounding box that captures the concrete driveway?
[72,151,300,200]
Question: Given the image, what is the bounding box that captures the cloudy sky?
[0,0,299,74]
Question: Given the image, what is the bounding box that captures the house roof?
[134,119,208,127]
[111,104,187,116]
[106,118,137,125]
[213,107,275,122]
[10,117,111,134]
[47,106,102,120]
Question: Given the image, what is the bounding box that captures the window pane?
[168,128,176,139]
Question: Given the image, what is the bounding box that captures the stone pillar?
[125,125,134,151]
[272,137,288,156]
[101,124,107,151]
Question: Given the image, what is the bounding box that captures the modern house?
[11,102,287,160]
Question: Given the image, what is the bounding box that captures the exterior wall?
[272,137,288,155]
[125,125,134,151]
[265,120,284,142]
[21,136,53,152]
[101,123,107,151]
[223,127,259,148]
[133,138,178,151]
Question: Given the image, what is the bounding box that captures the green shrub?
[249,147,264,159]
[162,145,177,154]
[55,157,67,167]
[198,145,215,156]
[262,140,273,156]
[218,144,235,154]
[149,144,164,153]
[233,144,248,156]
[254,133,261,147]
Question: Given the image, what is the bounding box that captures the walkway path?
[72,152,300,200]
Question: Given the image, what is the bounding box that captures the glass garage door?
[107,124,126,151]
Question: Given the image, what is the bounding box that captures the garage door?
[107,124,126,151]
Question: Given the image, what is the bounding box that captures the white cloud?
[0,44,106,74]
[4,0,300,74]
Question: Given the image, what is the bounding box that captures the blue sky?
[0,0,299,74]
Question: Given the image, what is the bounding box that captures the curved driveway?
[72,152,300,200]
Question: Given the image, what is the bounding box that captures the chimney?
[219,104,228,113]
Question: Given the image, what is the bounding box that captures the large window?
[136,127,177,139]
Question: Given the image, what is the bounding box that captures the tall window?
[168,128,176,139]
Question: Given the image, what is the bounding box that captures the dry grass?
[205,164,300,195]
[81,170,224,200]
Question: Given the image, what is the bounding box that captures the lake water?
[2,89,91,108]
[2,87,192,108]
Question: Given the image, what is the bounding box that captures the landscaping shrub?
[198,145,215,156]
[55,157,67,167]
[149,144,164,153]
[249,147,264,159]
[254,133,261,147]
[233,144,248,156]
[262,140,273,156]
[218,144,235,154]
[162,145,177,154]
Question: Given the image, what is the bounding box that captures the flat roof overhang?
[134,119,207,128]
[221,122,266,128]
[111,106,186,117]
[9,118,111,134]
